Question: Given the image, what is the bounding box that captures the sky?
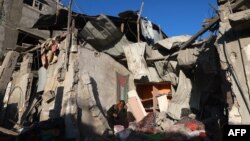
[61,0,217,37]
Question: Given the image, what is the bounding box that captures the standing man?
[107,100,128,129]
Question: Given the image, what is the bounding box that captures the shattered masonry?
[0,0,250,141]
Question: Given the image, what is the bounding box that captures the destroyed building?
[0,0,250,141]
[0,0,62,60]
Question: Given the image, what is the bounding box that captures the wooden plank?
[151,86,159,113]
[128,97,145,122]
[23,45,40,54]
[141,97,153,102]
[145,107,159,110]
[128,90,147,122]
[0,51,19,109]
[136,2,144,42]
[157,95,169,113]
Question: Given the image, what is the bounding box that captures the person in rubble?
[107,100,128,130]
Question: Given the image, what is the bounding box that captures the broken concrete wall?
[2,0,23,26]
[40,48,66,121]
[0,53,33,129]
[0,0,22,59]
[78,72,108,139]
[18,4,53,38]
[229,9,250,31]
[19,6,43,28]
[0,51,19,108]
[216,0,250,124]
[78,46,131,111]
[0,0,56,60]
[37,41,131,138]
[41,0,58,15]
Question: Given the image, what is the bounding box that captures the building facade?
[0,0,60,62]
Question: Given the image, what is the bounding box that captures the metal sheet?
[79,14,129,57]
[167,70,192,120]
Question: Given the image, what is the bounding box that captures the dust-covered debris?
[0,0,250,141]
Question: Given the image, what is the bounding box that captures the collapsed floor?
[1,0,250,141]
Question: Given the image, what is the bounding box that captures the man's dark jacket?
[107,104,128,128]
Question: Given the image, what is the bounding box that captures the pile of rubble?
[0,0,250,141]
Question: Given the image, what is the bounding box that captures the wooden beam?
[137,2,144,42]
[65,0,73,70]
[180,0,248,49]
[180,16,220,49]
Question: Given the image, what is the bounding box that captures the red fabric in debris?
[185,122,199,131]
[176,117,205,131]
